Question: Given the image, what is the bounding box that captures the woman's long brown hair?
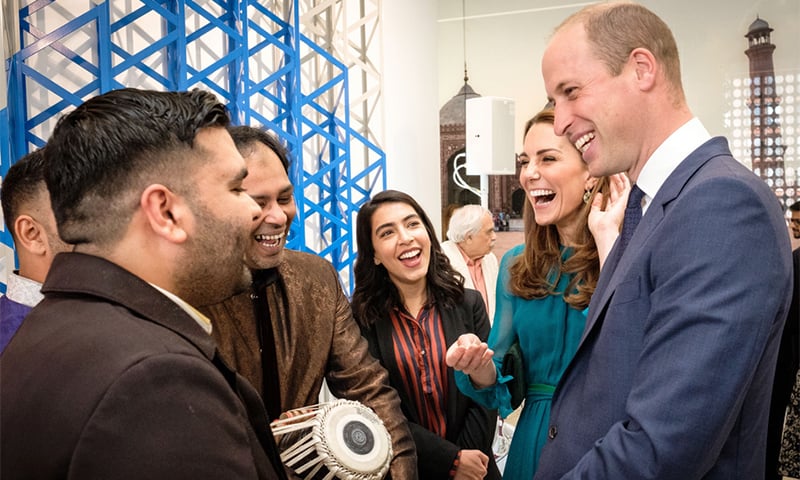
[508,108,609,309]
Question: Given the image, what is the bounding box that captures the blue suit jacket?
[535,137,793,479]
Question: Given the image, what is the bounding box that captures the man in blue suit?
[537,3,793,479]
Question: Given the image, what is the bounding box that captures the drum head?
[314,400,392,478]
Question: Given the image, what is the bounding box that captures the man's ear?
[630,47,657,92]
[139,184,189,244]
[13,215,47,255]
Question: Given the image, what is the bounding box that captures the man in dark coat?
[0,88,286,479]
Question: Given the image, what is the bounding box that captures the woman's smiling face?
[518,121,592,243]
[371,201,432,290]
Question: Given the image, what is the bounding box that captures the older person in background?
[0,149,71,353]
[441,204,498,320]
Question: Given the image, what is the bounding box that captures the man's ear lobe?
[14,215,47,255]
[140,184,189,244]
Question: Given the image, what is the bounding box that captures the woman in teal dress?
[446,107,627,479]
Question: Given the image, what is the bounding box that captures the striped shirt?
[390,305,450,438]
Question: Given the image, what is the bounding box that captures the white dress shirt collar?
[150,284,213,335]
[636,117,711,214]
[5,271,44,308]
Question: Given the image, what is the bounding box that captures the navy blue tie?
[618,185,645,256]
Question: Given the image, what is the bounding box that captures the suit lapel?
[579,137,730,347]
[439,302,463,435]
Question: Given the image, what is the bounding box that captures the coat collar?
[42,252,218,360]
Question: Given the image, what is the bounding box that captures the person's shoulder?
[6,299,211,384]
[281,249,334,270]
[462,288,483,305]
[437,288,481,318]
[501,244,525,262]
[440,240,459,255]
[278,249,341,287]
[0,293,24,310]
[693,140,771,191]
[452,289,489,328]
[667,142,779,216]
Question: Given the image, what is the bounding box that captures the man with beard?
[0,89,287,479]
[203,126,418,479]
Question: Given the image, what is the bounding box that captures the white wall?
[382,0,442,236]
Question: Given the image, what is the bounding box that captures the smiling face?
[519,121,593,245]
[371,201,431,291]
[542,22,642,179]
[242,141,296,270]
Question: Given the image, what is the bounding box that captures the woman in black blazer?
[351,190,501,480]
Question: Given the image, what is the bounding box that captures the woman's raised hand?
[446,333,497,389]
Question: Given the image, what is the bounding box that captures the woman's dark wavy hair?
[511,107,609,309]
[351,190,465,327]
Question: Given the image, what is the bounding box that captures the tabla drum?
[270,400,393,480]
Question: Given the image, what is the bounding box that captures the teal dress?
[455,244,587,479]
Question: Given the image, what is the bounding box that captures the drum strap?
[252,269,283,421]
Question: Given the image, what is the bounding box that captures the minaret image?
[744,16,788,203]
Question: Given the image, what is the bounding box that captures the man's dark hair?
[227,125,291,173]
[45,88,230,246]
[1,149,47,241]
[790,201,800,213]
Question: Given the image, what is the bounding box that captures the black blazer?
[0,252,286,479]
[360,288,501,479]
